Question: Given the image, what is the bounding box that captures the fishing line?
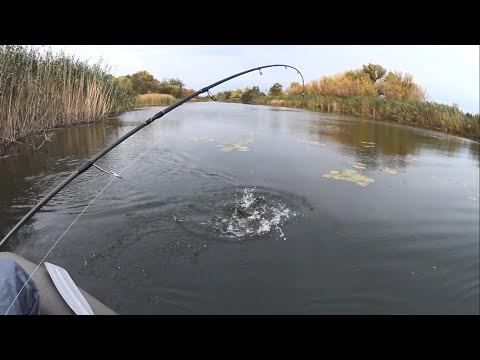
[1,64,304,314]
[0,64,305,249]
[4,141,156,315]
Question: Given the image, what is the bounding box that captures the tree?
[118,71,188,98]
[129,70,160,94]
[375,71,426,101]
[117,76,133,92]
[316,71,377,98]
[361,63,387,83]
[157,77,186,98]
[183,88,196,97]
[167,78,185,98]
[269,83,283,96]
[240,86,262,104]
[286,81,303,95]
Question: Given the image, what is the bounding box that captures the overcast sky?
[47,45,479,114]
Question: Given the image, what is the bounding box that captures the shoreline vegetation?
[253,94,480,140]
[136,93,209,107]
[0,45,136,151]
[1,47,478,154]
[215,64,479,141]
[0,45,201,153]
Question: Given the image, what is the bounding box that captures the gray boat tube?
[0,252,116,315]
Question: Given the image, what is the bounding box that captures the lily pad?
[217,144,250,152]
[217,138,254,152]
[323,169,375,187]
[236,139,254,145]
[406,154,420,161]
[382,167,397,175]
[354,162,367,170]
[300,140,326,146]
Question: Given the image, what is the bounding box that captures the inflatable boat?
[0,252,116,315]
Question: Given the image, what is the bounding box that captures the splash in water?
[213,187,296,240]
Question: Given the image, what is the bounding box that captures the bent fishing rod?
[0,64,305,248]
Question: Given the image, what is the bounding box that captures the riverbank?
[137,94,176,107]
[136,93,210,107]
[0,45,136,151]
[252,95,480,141]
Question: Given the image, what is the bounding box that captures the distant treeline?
[215,64,479,139]
[2,48,477,151]
[116,70,210,107]
[117,70,196,99]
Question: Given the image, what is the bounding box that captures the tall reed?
[137,93,176,107]
[0,45,136,147]
[254,95,480,139]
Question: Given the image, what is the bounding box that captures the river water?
[1,102,478,314]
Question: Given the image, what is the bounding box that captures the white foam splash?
[215,187,296,240]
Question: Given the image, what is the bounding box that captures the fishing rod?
[0,64,305,248]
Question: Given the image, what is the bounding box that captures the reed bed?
[137,93,176,107]
[254,95,480,139]
[0,45,136,148]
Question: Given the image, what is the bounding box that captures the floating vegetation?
[217,138,254,152]
[300,140,326,146]
[190,136,216,142]
[322,169,375,187]
[361,141,376,145]
[354,162,367,170]
[382,167,397,175]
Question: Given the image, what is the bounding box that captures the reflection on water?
[286,112,479,171]
[0,102,478,314]
[304,115,479,162]
[0,124,123,232]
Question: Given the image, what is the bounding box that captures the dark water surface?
[1,103,478,314]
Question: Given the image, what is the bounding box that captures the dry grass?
[137,93,176,107]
